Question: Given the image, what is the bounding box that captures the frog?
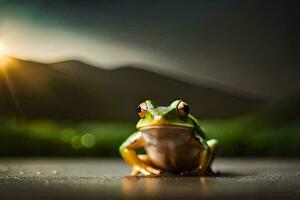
[119,100,219,176]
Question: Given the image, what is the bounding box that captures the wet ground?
[0,158,299,199]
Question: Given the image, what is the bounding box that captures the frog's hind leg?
[181,139,219,176]
[206,139,219,175]
[130,155,156,176]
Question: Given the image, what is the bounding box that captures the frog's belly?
[141,126,200,171]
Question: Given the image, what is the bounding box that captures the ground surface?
[0,158,299,199]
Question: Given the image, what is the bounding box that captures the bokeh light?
[81,133,95,148]
[70,136,82,150]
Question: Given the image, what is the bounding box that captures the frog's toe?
[146,166,162,175]
[130,165,162,176]
[130,169,141,176]
[130,168,150,176]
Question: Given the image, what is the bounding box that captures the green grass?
[0,116,299,157]
[202,116,300,156]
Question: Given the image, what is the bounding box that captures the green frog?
[119,100,218,176]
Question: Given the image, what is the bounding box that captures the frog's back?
[141,126,201,172]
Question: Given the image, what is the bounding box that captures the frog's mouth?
[138,121,194,130]
[139,125,193,138]
[140,125,192,130]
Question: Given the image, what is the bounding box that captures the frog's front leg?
[205,139,219,175]
[119,131,161,176]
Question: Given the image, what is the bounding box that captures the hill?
[0,57,264,120]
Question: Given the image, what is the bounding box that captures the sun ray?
[0,59,23,116]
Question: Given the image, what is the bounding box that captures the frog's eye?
[137,102,147,118]
[177,101,189,118]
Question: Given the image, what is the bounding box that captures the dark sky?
[0,0,298,98]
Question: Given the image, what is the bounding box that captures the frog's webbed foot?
[130,169,140,176]
[130,165,161,176]
[130,154,162,176]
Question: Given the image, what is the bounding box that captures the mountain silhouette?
[0,57,264,121]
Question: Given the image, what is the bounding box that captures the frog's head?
[136,100,195,130]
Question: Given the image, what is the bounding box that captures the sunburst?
[0,41,22,115]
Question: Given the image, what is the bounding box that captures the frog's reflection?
[121,175,208,199]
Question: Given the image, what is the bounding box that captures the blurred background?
[0,0,299,157]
